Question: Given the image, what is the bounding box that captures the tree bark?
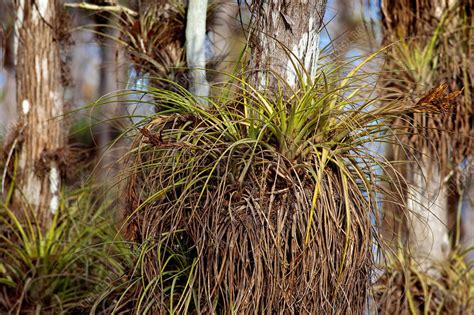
[248,0,327,89]
[14,0,65,228]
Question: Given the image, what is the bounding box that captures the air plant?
[115,49,447,312]
[0,184,133,313]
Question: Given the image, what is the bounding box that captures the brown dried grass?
[122,114,372,313]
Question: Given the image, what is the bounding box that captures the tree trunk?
[381,0,473,266]
[96,10,121,177]
[14,0,65,229]
[248,0,327,89]
[186,0,209,106]
[406,154,450,266]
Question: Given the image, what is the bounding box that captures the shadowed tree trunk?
[381,0,473,267]
[13,0,66,229]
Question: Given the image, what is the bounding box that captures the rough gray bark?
[14,0,65,228]
[248,0,327,89]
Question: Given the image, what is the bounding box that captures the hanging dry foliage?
[124,124,372,312]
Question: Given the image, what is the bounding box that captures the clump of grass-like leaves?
[373,247,474,313]
[118,52,433,312]
[0,186,133,313]
[91,229,197,314]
